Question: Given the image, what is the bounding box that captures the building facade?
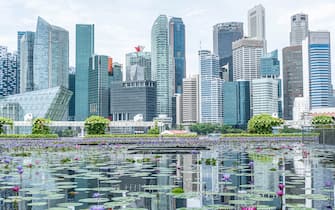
[223,80,250,128]
[0,50,17,96]
[88,55,109,118]
[110,80,157,121]
[252,78,279,116]
[169,17,185,94]
[302,31,332,110]
[232,38,264,81]
[68,68,75,121]
[182,75,199,124]
[126,48,151,81]
[75,24,94,121]
[213,22,243,82]
[151,15,173,117]
[248,4,266,40]
[282,45,303,120]
[290,13,309,46]
[260,50,280,78]
[33,17,69,90]
[19,32,35,93]
[199,50,224,123]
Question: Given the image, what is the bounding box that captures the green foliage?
[171,187,184,194]
[279,125,302,133]
[312,115,334,126]
[0,134,58,139]
[204,158,217,166]
[247,114,284,134]
[86,133,197,138]
[60,157,71,164]
[221,133,319,137]
[32,118,51,134]
[190,123,245,135]
[0,117,13,134]
[85,115,110,135]
[148,121,160,134]
[60,128,77,137]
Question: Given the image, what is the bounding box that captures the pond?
[0,139,334,210]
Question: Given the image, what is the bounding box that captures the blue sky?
[1,0,335,77]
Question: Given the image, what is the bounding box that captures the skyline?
[1,0,335,78]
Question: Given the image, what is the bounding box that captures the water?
[0,140,334,210]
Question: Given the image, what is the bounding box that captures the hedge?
[0,134,59,139]
[86,134,198,138]
[221,133,320,138]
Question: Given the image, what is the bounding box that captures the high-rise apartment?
[151,15,173,117]
[169,17,185,94]
[290,13,309,46]
[0,49,17,96]
[19,32,35,93]
[199,50,224,123]
[213,22,243,81]
[282,46,303,120]
[33,17,69,90]
[182,75,199,124]
[75,24,94,121]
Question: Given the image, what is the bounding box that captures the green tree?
[0,117,13,134]
[312,115,334,126]
[32,118,51,134]
[148,121,160,134]
[85,116,110,135]
[247,114,284,134]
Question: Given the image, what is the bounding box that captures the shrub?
[85,116,110,135]
[171,187,184,194]
[32,118,51,134]
[312,115,334,126]
[148,121,160,134]
[247,114,284,134]
[0,117,13,134]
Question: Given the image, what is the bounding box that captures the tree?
[247,114,284,134]
[0,117,13,134]
[85,116,110,135]
[32,118,51,134]
[312,115,334,126]
[148,121,160,134]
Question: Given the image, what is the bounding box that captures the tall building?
[126,47,151,81]
[290,13,309,46]
[252,78,279,116]
[223,80,250,128]
[68,67,75,121]
[151,15,173,117]
[0,46,7,58]
[19,32,35,93]
[110,81,156,121]
[17,31,27,93]
[213,22,243,81]
[0,50,17,96]
[199,50,224,123]
[248,4,266,40]
[169,17,185,94]
[302,31,332,110]
[75,24,94,121]
[233,38,265,81]
[260,50,280,78]
[182,75,199,124]
[109,62,123,82]
[282,45,303,120]
[88,55,110,118]
[33,17,69,90]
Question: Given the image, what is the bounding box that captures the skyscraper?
[169,17,185,94]
[17,31,26,93]
[0,49,17,96]
[233,38,264,81]
[19,32,35,93]
[75,24,94,121]
[302,31,332,109]
[199,50,224,123]
[282,45,303,120]
[252,78,279,116]
[126,46,151,81]
[68,67,75,121]
[213,22,243,81]
[151,15,173,117]
[182,75,199,124]
[290,13,309,46]
[248,4,265,40]
[223,80,250,128]
[33,17,69,90]
[260,50,280,78]
[88,55,110,118]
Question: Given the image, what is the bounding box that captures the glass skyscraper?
[213,22,243,82]
[126,49,151,81]
[88,55,109,118]
[0,49,17,96]
[75,24,94,121]
[290,13,309,46]
[33,17,69,90]
[151,15,172,117]
[260,50,280,78]
[68,68,75,121]
[169,17,185,94]
[19,32,35,93]
[17,31,26,93]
